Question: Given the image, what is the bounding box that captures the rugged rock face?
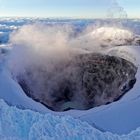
[17,53,137,111]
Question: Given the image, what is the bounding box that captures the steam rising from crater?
[9,24,75,76]
[9,24,136,77]
[8,23,138,111]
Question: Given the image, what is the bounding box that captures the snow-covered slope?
[91,27,134,46]
[1,99,140,140]
[0,49,51,113]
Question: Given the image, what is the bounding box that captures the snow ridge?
[0,99,140,140]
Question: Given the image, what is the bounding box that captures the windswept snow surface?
[1,99,140,140]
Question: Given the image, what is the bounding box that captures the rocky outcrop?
[17,53,137,111]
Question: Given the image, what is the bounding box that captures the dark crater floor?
[17,53,137,111]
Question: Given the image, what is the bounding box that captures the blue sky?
[0,0,139,18]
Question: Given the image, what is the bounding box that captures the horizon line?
[0,16,140,20]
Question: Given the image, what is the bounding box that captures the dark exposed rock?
[17,53,137,111]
